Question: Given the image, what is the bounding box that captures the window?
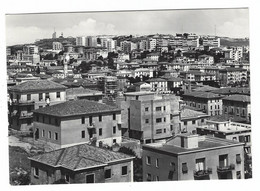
[99,115,102,122]
[192,120,196,124]
[34,167,39,178]
[156,129,162,134]
[156,118,162,123]
[55,118,59,126]
[99,128,102,136]
[45,93,50,99]
[146,156,151,165]
[236,154,241,164]
[219,154,228,167]
[39,93,43,101]
[42,130,45,137]
[27,119,31,125]
[56,92,60,98]
[122,166,128,175]
[48,131,51,139]
[145,119,149,123]
[89,116,92,125]
[184,121,187,126]
[236,171,241,179]
[27,94,31,101]
[27,106,31,112]
[156,159,159,168]
[54,132,58,140]
[170,125,173,131]
[164,128,166,133]
[145,107,149,112]
[86,174,95,183]
[156,107,162,111]
[164,117,166,122]
[105,169,111,179]
[164,106,166,111]
[113,126,116,134]
[155,176,159,181]
[113,139,117,143]
[170,162,175,171]
[147,173,152,181]
[81,131,85,138]
[201,119,204,123]
[210,105,212,110]
[113,113,116,120]
[182,163,188,173]
[81,116,85,124]
[195,158,205,171]
[233,137,237,141]
[65,174,70,183]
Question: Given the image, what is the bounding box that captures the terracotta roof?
[181,108,209,120]
[222,94,250,103]
[183,92,223,99]
[34,99,120,117]
[210,87,250,95]
[66,87,103,96]
[146,78,166,82]
[29,143,134,171]
[9,80,67,92]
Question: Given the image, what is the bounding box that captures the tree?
[77,61,91,73]
[36,66,40,74]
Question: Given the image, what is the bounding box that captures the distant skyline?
[5,8,249,46]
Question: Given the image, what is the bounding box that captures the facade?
[117,92,180,143]
[182,92,223,116]
[86,36,98,47]
[142,134,245,181]
[66,87,103,102]
[8,80,67,131]
[146,78,168,93]
[225,47,243,61]
[29,143,134,184]
[76,36,86,46]
[52,42,63,51]
[222,94,251,123]
[219,68,247,87]
[98,76,118,96]
[202,36,220,48]
[33,100,122,149]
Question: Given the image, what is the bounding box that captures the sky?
[5,8,249,46]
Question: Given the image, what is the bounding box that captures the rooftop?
[143,135,244,155]
[146,78,166,82]
[34,99,120,117]
[183,91,223,99]
[9,80,67,92]
[222,94,250,103]
[29,143,134,171]
[210,87,250,95]
[66,87,103,96]
[181,108,209,120]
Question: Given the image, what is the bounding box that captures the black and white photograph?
[1,0,260,190]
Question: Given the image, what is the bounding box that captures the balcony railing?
[217,164,235,173]
[194,168,212,178]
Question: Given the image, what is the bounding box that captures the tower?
[63,54,69,78]
[52,28,56,39]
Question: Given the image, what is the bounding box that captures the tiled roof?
[34,99,120,117]
[210,87,250,95]
[222,94,250,103]
[9,80,67,92]
[29,144,134,171]
[183,91,223,99]
[166,77,183,82]
[181,108,209,120]
[66,87,102,96]
[146,78,166,82]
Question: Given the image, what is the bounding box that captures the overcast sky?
[5,8,249,46]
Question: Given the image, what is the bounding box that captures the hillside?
[220,38,249,47]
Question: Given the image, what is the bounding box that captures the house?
[66,87,103,102]
[132,82,152,92]
[29,143,134,184]
[33,100,122,149]
[165,77,183,94]
[146,78,168,93]
[222,94,251,123]
[8,80,67,131]
[219,68,247,87]
[182,92,223,116]
[198,54,214,64]
[142,134,245,181]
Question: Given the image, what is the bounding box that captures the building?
[23,45,39,55]
[202,36,220,48]
[182,92,223,116]
[146,78,168,93]
[225,47,243,61]
[33,99,122,149]
[98,76,118,96]
[52,42,63,51]
[219,68,247,87]
[76,36,86,46]
[29,143,134,184]
[8,80,67,131]
[222,94,251,123]
[116,92,180,143]
[198,54,214,64]
[66,87,103,102]
[142,134,245,181]
[86,36,98,47]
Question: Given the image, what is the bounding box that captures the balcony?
[194,168,212,178]
[217,164,235,173]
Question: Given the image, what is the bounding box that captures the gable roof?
[183,91,223,99]
[222,94,250,103]
[9,80,67,92]
[33,99,120,117]
[29,143,134,171]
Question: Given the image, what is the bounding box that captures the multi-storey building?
[224,47,243,61]
[222,94,251,123]
[182,92,223,116]
[8,80,67,131]
[198,54,214,64]
[120,41,137,53]
[98,76,118,96]
[142,134,245,181]
[23,45,39,55]
[33,99,122,149]
[146,78,168,93]
[29,143,134,184]
[76,36,86,46]
[202,36,220,48]
[86,36,97,47]
[52,42,63,51]
[149,38,157,51]
[116,92,180,143]
[219,68,247,87]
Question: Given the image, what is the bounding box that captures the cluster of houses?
[7,33,251,184]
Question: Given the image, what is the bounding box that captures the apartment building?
[116,92,180,143]
[222,94,251,123]
[182,92,223,116]
[29,143,134,184]
[219,68,247,87]
[146,78,168,93]
[8,80,67,131]
[142,134,245,181]
[202,36,220,48]
[98,76,118,96]
[33,99,122,149]
[224,47,243,61]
